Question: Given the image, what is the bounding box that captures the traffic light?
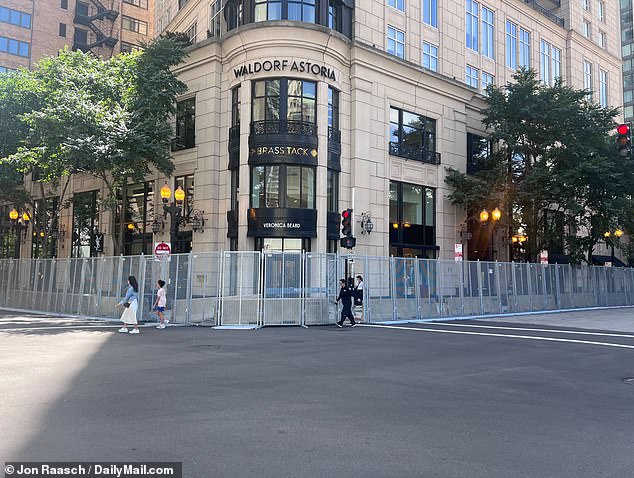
[341,209,353,237]
[340,236,357,249]
[616,123,631,158]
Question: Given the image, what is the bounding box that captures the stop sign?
[154,242,171,257]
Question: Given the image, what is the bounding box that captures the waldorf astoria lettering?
[234,60,336,81]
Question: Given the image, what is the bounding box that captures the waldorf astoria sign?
[234,59,337,81]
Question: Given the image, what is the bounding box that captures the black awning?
[548,253,570,264]
[592,255,627,267]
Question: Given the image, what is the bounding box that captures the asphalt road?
[1,309,634,478]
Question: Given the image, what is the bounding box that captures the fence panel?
[393,257,418,320]
[304,253,338,325]
[262,252,303,326]
[188,252,222,326]
[219,251,261,326]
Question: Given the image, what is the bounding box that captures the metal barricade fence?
[2,253,634,326]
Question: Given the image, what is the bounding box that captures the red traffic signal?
[341,209,353,237]
[616,123,632,159]
[617,124,630,136]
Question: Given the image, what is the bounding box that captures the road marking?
[0,324,154,333]
[359,324,634,350]
[429,322,634,339]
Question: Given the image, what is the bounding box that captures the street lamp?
[8,208,30,258]
[159,182,185,252]
[604,228,624,266]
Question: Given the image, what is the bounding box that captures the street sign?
[454,243,463,261]
[154,241,171,258]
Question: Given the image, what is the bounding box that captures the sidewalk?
[476,306,634,333]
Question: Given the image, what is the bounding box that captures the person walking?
[117,276,140,334]
[153,280,169,329]
[334,278,356,327]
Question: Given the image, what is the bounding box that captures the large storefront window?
[72,190,99,258]
[467,133,489,175]
[389,181,437,258]
[389,107,438,164]
[252,78,316,125]
[123,182,153,256]
[251,165,315,208]
[0,205,18,258]
[31,197,58,258]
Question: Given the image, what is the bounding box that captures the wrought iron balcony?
[524,0,564,27]
[389,142,441,165]
[250,120,317,136]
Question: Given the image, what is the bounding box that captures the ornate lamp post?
[8,208,30,258]
[479,207,502,260]
[604,229,624,265]
[159,182,185,252]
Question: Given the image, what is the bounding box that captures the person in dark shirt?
[334,278,357,327]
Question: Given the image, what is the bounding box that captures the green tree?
[0,33,189,256]
[446,68,634,263]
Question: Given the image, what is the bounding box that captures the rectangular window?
[122,16,148,35]
[0,36,29,57]
[481,7,494,59]
[466,65,479,88]
[61,0,68,9]
[387,25,405,59]
[175,175,195,216]
[481,72,494,93]
[123,0,149,8]
[76,2,89,17]
[584,61,593,96]
[174,97,196,150]
[540,40,551,85]
[122,182,154,256]
[598,31,606,48]
[389,181,436,255]
[422,0,437,27]
[506,20,517,69]
[599,70,608,107]
[185,22,196,43]
[59,23,66,37]
[74,29,88,46]
[72,191,99,258]
[466,0,479,52]
[422,42,438,72]
[467,133,490,175]
[552,46,561,82]
[583,21,590,38]
[230,169,239,211]
[519,28,530,68]
[328,87,339,129]
[388,0,404,12]
[327,169,338,212]
[210,0,222,37]
[0,7,31,29]
[232,85,241,127]
[598,1,604,21]
[120,42,141,53]
[389,106,437,163]
[582,0,589,10]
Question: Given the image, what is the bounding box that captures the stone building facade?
[1,0,625,261]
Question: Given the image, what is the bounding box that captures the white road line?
[0,324,153,333]
[427,322,634,339]
[359,324,634,350]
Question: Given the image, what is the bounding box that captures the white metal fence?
[0,252,633,326]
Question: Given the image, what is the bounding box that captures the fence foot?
[301,324,309,329]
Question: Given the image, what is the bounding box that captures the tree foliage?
[0,33,189,255]
[446,68,634,264]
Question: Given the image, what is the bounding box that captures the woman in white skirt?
[117,276,140,334]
